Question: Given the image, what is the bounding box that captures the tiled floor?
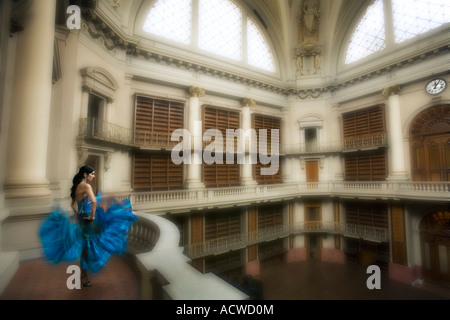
[1,256,449,300]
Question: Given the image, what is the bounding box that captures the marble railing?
[112,181,449,214]
[128,211,248,300]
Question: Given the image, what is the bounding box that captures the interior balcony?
[111,181,450,215]
[185,221,389,259]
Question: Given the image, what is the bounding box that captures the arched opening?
[409,105,450,181]
[419,207,450,288]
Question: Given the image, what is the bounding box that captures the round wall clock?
[426,78,446,95]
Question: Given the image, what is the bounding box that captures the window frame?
[133,0,279,76]
[339,0,450,70]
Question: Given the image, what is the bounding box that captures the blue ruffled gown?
[39,194,137,273]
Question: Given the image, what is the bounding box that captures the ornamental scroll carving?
[242,98,256,108]
[189,86,205,97]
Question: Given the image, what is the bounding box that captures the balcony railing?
[79,117,133,145]
[343,133,388,151]
[185,222,389,258]
[79,118,177,149]
[111,181,450,214]
[79,118,388,154]
[128,211,248,300]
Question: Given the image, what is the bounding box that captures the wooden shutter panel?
[258,238,284,260]
[344,202,388,229]
[205,210,241,241]
[344,150,387,181]
[202,106,240,187]
[135,95,184,146]
[132,153,183,191]
[204,251,242,275]
[342,105,385,139]
[252,114,282,184]
[258,204,283,230]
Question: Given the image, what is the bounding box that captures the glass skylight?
[143,0,275,72]
[392,0,450,43]
[345,0,385,64]
[198,0,242,60]
[345,0,449,64]
[247,18,275,72]
[143,0,191,44]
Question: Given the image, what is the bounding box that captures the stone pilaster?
[382,85,408,180]
[240,98,257,186]
[186,86,205,189]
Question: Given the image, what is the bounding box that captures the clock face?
[426,78,446,95]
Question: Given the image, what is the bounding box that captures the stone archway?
[409,105,450,181]
[419,207,450,288]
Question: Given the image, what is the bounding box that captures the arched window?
[142,0,275,72]
[345,0,450,64]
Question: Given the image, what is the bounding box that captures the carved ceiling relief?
[295,0,321,77]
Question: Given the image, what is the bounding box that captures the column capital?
[241,98,256,108]
[189,86,205,97]
[381,85,401,97]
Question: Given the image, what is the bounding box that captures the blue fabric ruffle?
[39,194,137,273]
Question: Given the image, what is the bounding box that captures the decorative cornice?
[80,7,450,99]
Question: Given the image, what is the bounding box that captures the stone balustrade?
[112,181,450,214]
[128,211,248,300]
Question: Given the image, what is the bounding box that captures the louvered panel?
[358,154,372,179]
[258,238,284,257]
[132,153,183,191]
[203,162,240,187]
[344,150,387,181]
[342,105,385,139]
[204,251,243,274]
[205,210,241,241]
[135,95,185,135]
[345,206,360,225]
[254,161,282,184]
[342,114,357,137]
[252,114,282,184]
[344,157,358,180]
[371,152,387,179]
[344,202,388,228]
[258,204,283,230]
[202,106,240,187]
[133,155,151,189]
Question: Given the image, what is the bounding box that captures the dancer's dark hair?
[70,165,95,199]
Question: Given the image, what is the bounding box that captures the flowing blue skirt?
[39,197,137,273]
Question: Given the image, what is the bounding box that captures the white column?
[186,86,205,189]
[382,85,408,180]
[240,98,257,185]
[5,0,56,199]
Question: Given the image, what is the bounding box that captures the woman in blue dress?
[40,165,137,287]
